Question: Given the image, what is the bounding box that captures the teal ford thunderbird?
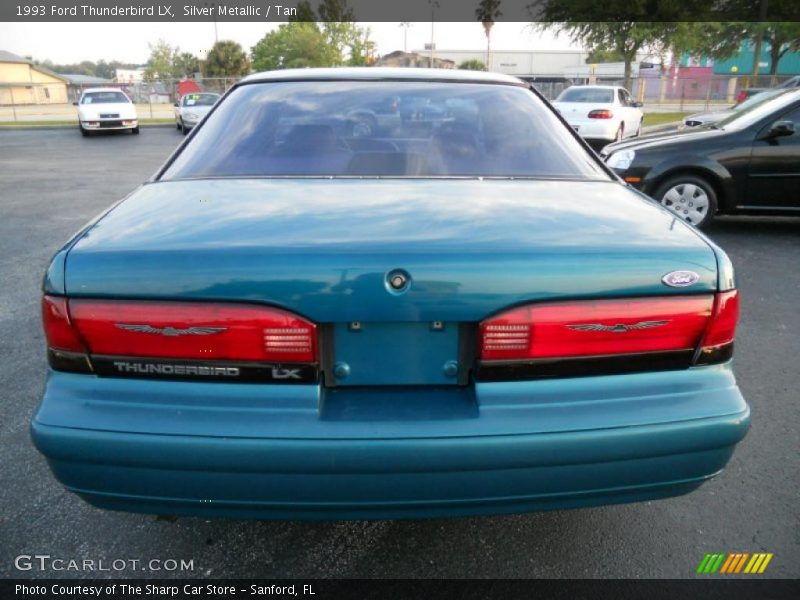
[32,68,749,520]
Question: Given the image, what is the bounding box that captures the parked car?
[74,88,138,136]
[552,85,644,143]
[34,68,748,520]
[735,74,800,104]
[174,92,221,134]
[603,88,800,227]
[682,88,784,128]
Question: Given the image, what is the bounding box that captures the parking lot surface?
[0,128,797,579]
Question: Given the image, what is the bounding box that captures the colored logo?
[696,552,773,574]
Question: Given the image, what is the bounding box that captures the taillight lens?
[42,296,85,352]
[699,290,739,349]
[588,109,614,119]
[479,295,716,362]
[44,297,317,363]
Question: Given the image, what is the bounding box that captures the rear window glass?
[557,88,614,103]
[81,91,129,104]
[160,81,607,180]
[182,93,219,106]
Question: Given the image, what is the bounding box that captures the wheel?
[614,123,624,141]
[131,126,140,135]
[176,120,181,130]
[181,123,189,135]
[653,174,718,227]
[79,125,89,137]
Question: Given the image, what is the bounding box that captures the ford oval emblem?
[662,270,700,287]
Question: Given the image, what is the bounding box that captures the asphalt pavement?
[0,128,797,579]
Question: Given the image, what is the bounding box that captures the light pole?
[399,22,412,53]
[428,1,439,67]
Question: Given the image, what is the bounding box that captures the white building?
[115,68,146,84]
[417,49,654,79]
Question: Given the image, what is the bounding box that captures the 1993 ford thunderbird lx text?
[32,69,749,520]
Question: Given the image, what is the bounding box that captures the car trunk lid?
[65,178,718,386]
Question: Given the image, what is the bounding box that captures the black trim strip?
[90,356,318,384]
[694,342,734,366]
[47,349,93,374]
[476,350,696,382]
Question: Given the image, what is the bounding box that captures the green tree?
[173,52,201,78]
[251,22,338,71]
[476,0,502,67]
[203,40,250,78]
[533,0,710,88]
[458,59,487,71]
[143,39,178,80]
[289,0,317,22]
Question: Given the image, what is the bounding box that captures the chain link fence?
[0,77,239,122]
[1,74,798,122]
[530,74,798,111]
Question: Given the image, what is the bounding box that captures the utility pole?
[750,0,769,83]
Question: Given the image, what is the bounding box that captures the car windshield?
[716,89,800,130]
[161,81,607,179]
[556,88,614,103]
[182,93,219,107]
[81,91,129,104]
[734,88,784,110]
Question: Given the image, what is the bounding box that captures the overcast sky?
[0,22,578,64]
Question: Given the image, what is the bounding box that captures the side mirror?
[72,101,78,106]
[174,102,179,107]
[767,120,795,138]
[632,101,644,108]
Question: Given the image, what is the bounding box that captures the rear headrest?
[282,124,337,151]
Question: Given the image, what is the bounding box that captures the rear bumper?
[567,119,620,141]
[31,364,749,520]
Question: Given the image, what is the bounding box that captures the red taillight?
[588,109,614,119]
[479,296,715,362]
[50,298,317,363]
[699,290,739,349]
[42,296,85,353]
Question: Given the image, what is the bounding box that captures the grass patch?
[643,112,690,127]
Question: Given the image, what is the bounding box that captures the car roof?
[80,87,128,94]
[562,85,620,91]
[240,67,527,87]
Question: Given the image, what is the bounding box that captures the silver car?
[682,88,783,128]
[174,92,221,134]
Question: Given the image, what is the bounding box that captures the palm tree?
[475,0,502,69]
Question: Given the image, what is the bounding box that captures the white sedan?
[553,85,643,144]
[75,88,138,136]
[174,92,221,134]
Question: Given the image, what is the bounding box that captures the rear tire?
[652,174,718,228]
[176,120,181,131]
[181,123,189,135]
[131,126,140,135]
[79,125,89,137]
